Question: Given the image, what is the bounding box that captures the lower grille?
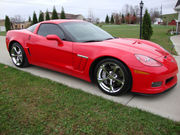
[166,77,174,84]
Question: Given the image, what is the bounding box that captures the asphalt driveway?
[0,36,180,121]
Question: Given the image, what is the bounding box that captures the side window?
[37,24,65,39]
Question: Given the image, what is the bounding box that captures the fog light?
[152,81,162,87]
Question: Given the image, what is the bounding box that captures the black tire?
[10,42,29,68]
[94,58,132,96]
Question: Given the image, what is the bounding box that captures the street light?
[139,0,144,39]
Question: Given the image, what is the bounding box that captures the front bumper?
[130,56,178,94]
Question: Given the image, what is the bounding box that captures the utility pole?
[160,4,162,24]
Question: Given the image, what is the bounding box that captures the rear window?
[27,23,38,33]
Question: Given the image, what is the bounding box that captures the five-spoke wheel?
[95,58,132,95]
[10,43,29,67]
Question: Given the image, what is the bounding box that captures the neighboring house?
[154,18,163,25]
[44,12,84,20]
[85,17,100,24]
[11,21,31,30]
[0,19,5,32]
[175,0,180,33]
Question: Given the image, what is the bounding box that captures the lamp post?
[139,0,144,39]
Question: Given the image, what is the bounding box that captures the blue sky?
[0,0,178,21]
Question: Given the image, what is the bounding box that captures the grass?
[0,63,180,134]
[0,31,6,36]
[101,24,177,55]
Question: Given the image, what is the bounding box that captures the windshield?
[59,22,114,42]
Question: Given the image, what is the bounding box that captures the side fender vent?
[73,54,88,71]
[27,48,31,56]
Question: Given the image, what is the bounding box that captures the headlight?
[135,54,162,67]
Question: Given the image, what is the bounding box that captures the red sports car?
[6,20,178,95]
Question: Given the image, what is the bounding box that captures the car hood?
[101,38,170,58]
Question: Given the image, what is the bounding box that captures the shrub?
[142,10,153,40]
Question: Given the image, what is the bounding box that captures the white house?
[175,0,180,33]
[154,18,163,25]
[0,19,5,32]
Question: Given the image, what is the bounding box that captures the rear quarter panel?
[6,30,32,63]
[6,30,31,50]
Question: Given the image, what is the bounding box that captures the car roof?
[40,19,84,24]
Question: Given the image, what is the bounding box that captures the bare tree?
[134,5,140,24]
[115,13,121,24]
[150,8,160,23]
[111,12,121,24]
[87,9,99,24]
[125,4,130,15]
[10,15,25,23]
[134,5,140,16]
[130,5,135,15]
[87,9,95,23]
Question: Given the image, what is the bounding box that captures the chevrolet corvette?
[6,20,178,95]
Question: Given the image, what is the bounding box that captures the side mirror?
[46,35,63,46]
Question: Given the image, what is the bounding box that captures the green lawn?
[101,24,177,55]
[0,64,180,134]
[0,31,6,36]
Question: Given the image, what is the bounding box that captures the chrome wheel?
[97,62,125,93]
[10,45,23,66]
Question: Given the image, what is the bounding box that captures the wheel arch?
[89,56,133,85]
[8,40,22,53]
[8,40,30,67]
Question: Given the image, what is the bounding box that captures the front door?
[28,23,73,74]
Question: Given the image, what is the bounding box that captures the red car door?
[28,23,73,74]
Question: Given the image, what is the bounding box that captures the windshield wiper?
[83,40,102,42]
[104,37,114,41]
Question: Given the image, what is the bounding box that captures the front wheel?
[94,58,132,96]
[10,42,29,68]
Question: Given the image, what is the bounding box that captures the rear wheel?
[94,58,132,96]
[10,43,29,67]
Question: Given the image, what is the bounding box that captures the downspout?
[176,21,179,35]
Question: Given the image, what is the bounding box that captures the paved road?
[0,36,180,121]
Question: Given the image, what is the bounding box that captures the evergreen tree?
[121,14,125,23]
[32,11,38,25]
[110,14,114,24]
[5,15,11,31]
[105,15,109,24]
[38,11,44,22]
[45,9,50,20]
[60,7,66,19]
[142,10,153,40]
[52,6,59,19]
[28,16,31,22]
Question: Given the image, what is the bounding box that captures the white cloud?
[0,0,177,21]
